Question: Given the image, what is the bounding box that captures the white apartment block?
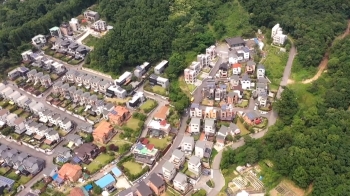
[162,161,177,181]
[206,45,217,60]
[197,54,210,68]
[184,69,197,84]
[272,23,287,45]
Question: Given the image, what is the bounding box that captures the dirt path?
[302,20,350,84]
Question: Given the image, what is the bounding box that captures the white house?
[181,136,194,154]
[170,149,185,169]
[195,140,206,159]
[189,103,202,118]
[271,23,287,45]
[173,172,189,193]
[204,119,216,136]
[6,113,18,127]
[188,156,201,176]
[189,117,201,134]
[162,161,177,181]
[241,74,251,90]
[229,123,240,135]
[232,63,242,75]
[256,64,265,79]
[45,130,60,142]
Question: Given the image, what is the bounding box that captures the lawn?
[237,118,250,135]
[68,59,82,65]
[140,99,157,112]
[178,76,193,97]
[84,153,114,174]
[291,57,317,82]
[193,189,207,196]
[237,100,248,108]
[166,186,181,196]
[261,46,288,90]
[32,180,46,190]
[210,148,218,164]
[19,112,31,118]
[122,161,142,175]
[82,35,100,47]
[40,143,53,150]
[58,129,68,137]
[18,175,32,184]
[109,133,132,146]
[53,53,64,59]
[50,73,59,81]
[152,85,167,96]
[148,137,171,150]
[105,97,130,104]
[0,167,9,175]
[6,171,19,180]
[13,108,24,115]
[125,117,141,130]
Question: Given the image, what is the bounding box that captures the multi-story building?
[204,107,218,119]
[206,45,217,60]
[115,71,132,86]
[149,74,169,88]
[271,23,287,45]
[128,92,145,108]
[204,119,215,136]
[106,85,127,98]
[190,103,202,118]
[83,10,100,22]
[188,156,201,176]
[93,20,107,31]
[181,136,194,154]
[133,142,159,165]
[184,68,197,84]
[69,18,80,32]
[173,172,189,193]
[169,149,185,169]
[241,73,251,90]
[162,161,176,181]
[197,54,210,67]
[189,117,201,134]
[32,34,46,46]
[256,64,266,79]
[154,60,168,75]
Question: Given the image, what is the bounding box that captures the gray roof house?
[8,91,21,101]
[136,181,153,196]
[31,102,45,114]
[55,146,72,163]
[91,77,102,90]
[99,80,111,93]
[14,117,26,134]
[181,136,194,154]
[0,109,9,122]
[17,95,31,108]
[246,111,259,121]
[6,113,18,127]
[218,125,229,137]
[78,123,93,133]
[22,156,45,175]
[66,134,83,147]
[83,74,93,87]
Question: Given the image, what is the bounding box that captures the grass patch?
[152,85,167,96]
[50,73,59,81]
[237,118,250,135]
[105,97,130,104]
[40,143,53,150]
[83,153,114,174]
[6,171,19,180]
[166,186,181,196]
[237,100,248,108]
[13,108,24,115]
[291,57,318,82]
[179,76,193,98]
[53,53,64,59]
[18,175,32,184]
[58,129,69,137]
[125,117,141,130]
[0,167,9,175]
[82,35,100,47]
[68,59,82,65]
[122,161,143,175]
[140,99,157,112]
[193,189,207,196]
[109,133,132,146]
[206,179,215,188]
[148,137,171,150]
[19,112,31,118]
[210,148,218,164]
[261,46,288,90]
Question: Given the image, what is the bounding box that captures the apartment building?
[272,23,287,45]
[169,149,185,169]
[162,161,176,181]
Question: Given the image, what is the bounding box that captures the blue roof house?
[111,167,122,178]
[95,174,116,189]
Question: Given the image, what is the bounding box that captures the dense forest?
[221,37,350,195]
[0,0,95,75]
[239,0,350,67]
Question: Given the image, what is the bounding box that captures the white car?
[260,111,268,114]
[254,106,257,111]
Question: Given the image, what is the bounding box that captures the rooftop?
[153,105,169,120]
[95,174,116,189]
[93,121,113,138]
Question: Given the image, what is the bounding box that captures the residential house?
[206,45,217,60]
[0,83,6,92]
[88,94,98,106]
[154,60,168,75]
[218,62,229,78]
[50,26,62,38]
[74,143,99,163]
[1,87,14,99]
[14,118,26,134]
[3,148,19,166]
[184,68,197,84]
[27,69,37,81]
[237,47,250,61]
[195,141,211,159]
[12,152,29,169]
[229,123,240,135]
[39,110,52,123]
[32,34,47,46]
[40,75,52,87]
[34,72,43,84]
[49,113,61,125]
[246,60,256,75]
[128,92,145,108]
[204,107,218,119]
[216,134,226,148]
[189,103,202,118]
[232,63,242,75]
[106,85,127,99]
[75,46,89,59]
[244,111,261,125]
[147,120,171,137]
[78,123,93,133]
[68,86,77,98]
[271,24,287,45]
[66,134,83,147]
[230,75,240,88]
[256,79,268,95]
[173,172,189,193]
[24,120,38,136]
[0,109,9,122]
[134,62,151,78]
[91,77,102,91]
[136,181,153,196]
[8,91,21,102]
[148,173,166,195]
[81,92,90,105]
[241,74,251,90]
[75,73,85,85]
[258,92,268,107]
[153,105,169,121]
[84,10,100,22]
[58,163,82,182]
[189,117,201,134]
[92,20,107,31]
[55,146,72,163]
[59,117,73,132]
[115,71,132,86]
[8,66,29,80]
[0,176,15,191]
[6,113,18,127]
[204,119,216,136]
[228,50,239,64]
[83,74,93,88]
[181,136,194,154]
[108,106,130,125]
[22,156,45,175]
[21,50,34,62]
[162,161,176,181]
[17,95,31,109]
[188,156,201,176]
[225,37,245,48]
[66,70,80,83]
[53,81,63,93]
[169,149,185,169]
[44,130,60,145]
[133,141,160,165]
[227,92,239,105]
[73,89,84,103]
[34,125,49,141]
[99,80,111,93]
[214,87,222,101]
[257,64,265,79]
[93,121,115,144]
[118,188,135,196]
[220,104,235,121]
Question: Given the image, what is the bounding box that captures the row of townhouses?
[63,70,112,93]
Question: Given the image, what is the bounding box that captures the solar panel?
[110,110,118,115]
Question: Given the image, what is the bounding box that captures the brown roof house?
[74,143,99,163]
[93,121,115,144]
[69,187,87,196]
[153,106,169,121]
[108,106,130,125]
[58,163,82,182]
[148,173,166,195]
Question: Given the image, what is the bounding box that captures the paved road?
[208,150,225,196]
[276,43,297,99]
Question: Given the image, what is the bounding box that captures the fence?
[82,67,113,79]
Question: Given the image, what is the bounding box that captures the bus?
[191,97,194,102]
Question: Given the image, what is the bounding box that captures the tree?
[100,146,106,154]
[92,182,102,195]
[274,87,298,125]
[226,134,234,142]
[85,133,93,142]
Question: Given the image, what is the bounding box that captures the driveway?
[207,150,225,196]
